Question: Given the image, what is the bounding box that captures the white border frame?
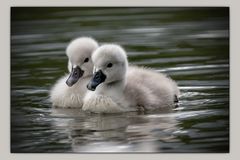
[1,0,239,160]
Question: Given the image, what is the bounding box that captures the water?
[11,7,229,153]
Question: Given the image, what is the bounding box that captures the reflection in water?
[11,7,229,153]
[51,108,178,152]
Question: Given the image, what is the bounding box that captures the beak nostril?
[66,66,84,87]
[87,70,106,91]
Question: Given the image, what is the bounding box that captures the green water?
[11,7,229,153]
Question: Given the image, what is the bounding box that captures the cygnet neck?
[97,78,126,95]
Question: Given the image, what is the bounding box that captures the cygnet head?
[65,37,99,87]
[87,44,128,91]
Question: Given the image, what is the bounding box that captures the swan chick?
[50,37,98,108]
[83,44,180,113]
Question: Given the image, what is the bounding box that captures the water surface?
[11,7,229,153]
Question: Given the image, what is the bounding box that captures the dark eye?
[84,58,89,63]
[107,63,113,68]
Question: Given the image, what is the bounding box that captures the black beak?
[66,66,84,87]
[87,70,106,91]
